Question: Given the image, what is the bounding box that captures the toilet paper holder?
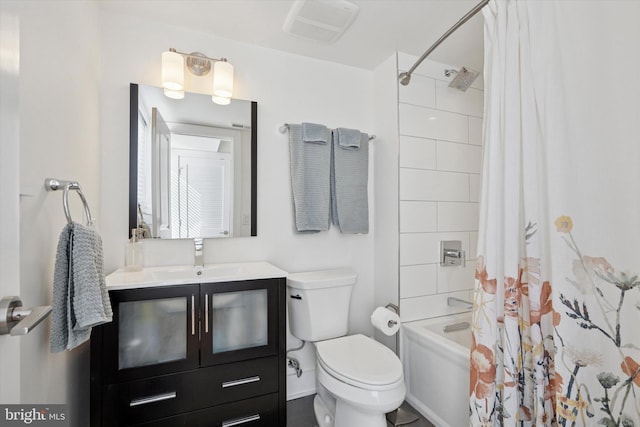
[384,303,399,327]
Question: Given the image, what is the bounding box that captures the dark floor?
[286,395,435,427]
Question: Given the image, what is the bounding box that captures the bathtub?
[401,312,471,427]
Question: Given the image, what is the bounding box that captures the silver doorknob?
[0,296,52,336]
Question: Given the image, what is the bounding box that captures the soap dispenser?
[124,228,144,271]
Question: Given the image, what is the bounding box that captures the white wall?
[98,11,376,400]
[1,1,101,425]
[396,53,483,322]
[372,53,400,351]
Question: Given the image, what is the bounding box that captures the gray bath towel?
[51,222,112,352]
[302,122,330,144]
[289,124,331,231]
[331,131,369,234]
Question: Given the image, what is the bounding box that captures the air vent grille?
[283,0,360,44]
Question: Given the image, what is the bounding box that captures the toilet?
[287,268,406,427]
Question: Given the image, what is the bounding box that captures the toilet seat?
[316,334,403,390]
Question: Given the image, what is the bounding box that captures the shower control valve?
[440,240,465,267]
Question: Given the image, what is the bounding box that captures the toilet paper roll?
[370,306,400,336]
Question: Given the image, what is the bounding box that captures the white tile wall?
[399,73,436,108]
[435,80,484,118]
[400,264,437,298]
[400,169,469,202]
[469,232,479,260]
[436,141,482,174]
[399,136,436,169]
[399,104,469,143]
[437,202,479,232]
[400,201,437,233]
[469,174,481,203]
[400,231,470,266]
[437,263,477,294]
[469,117,483,146]
[397,54,483,322]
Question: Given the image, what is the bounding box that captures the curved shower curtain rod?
[399,0,489,86]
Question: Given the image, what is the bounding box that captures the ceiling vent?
[283,0,360,43]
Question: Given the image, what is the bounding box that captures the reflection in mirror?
[129,84,257,239]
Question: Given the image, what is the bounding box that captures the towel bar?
[279,123,376,140]
[45,178,94,225]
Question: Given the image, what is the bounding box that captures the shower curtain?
[470,0,640,425]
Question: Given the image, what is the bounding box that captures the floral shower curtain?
[470,0,640,425]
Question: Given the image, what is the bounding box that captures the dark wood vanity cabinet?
[90,278,286,427]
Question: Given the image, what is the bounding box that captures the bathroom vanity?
[90,262,287,427]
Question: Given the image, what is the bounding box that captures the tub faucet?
[447,297,473,310]
[194,238,204,267]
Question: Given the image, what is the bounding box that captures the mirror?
[129,84,257,239]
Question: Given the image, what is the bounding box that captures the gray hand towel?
[289,124,331,231]
[51,222,112,352]
[331,131,369,234]
[302,122,330,144]
[336,127,361,149]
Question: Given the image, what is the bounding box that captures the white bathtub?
[401,313,471,427]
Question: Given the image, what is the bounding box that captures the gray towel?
[289,124,331,231]
[51,222,112,352]
[302,122,330,144]
[336,127,361,149]
[331,131,369,234]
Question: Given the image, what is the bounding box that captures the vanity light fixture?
[161,48,234,105]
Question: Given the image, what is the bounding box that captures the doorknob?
[0,296,52,336]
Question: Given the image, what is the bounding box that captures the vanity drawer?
[102,357,279,426]
[132,393,280,427]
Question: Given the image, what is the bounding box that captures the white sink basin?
[106,261,287,290]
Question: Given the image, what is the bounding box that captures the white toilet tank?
[287,268,356,342]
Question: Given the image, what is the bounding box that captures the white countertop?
[105,261,288,291]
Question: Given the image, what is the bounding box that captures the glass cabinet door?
[103,285,200,381]
[201,280,278,366]
[118,297,187,369]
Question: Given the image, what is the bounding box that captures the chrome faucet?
[194,238,204,267]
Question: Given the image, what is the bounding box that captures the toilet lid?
[315,334,403,388]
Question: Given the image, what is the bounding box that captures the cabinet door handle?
[221,414,261,427]
[191,294,195,336]
[205,293,209,334]
[129,391,177,407]
[222,376,261,388]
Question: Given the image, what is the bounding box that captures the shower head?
[445,67,479,91]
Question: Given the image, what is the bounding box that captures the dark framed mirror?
[129,83,257,239]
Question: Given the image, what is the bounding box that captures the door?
[151,107,172,238]
[172,150,232,238]
[0,11,21,403]
[101,285,200,382]
[200,280,279,366]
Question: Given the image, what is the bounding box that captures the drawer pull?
[222,376,261,388]
[129,391,177,407]
[222,414,261,427]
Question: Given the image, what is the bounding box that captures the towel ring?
[45,178,94,225]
